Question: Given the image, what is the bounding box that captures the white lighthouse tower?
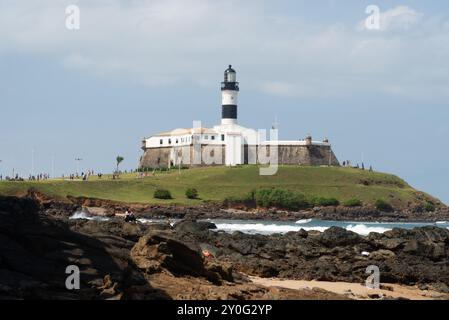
[221,65,239,125]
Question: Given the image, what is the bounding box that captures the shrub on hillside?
[343,198,363,207]
[224,191,255,204]
[254,188,309,210]
[424,201,436,212]
[185,188,199,199]
[375,199,393,212]
[154,188,172,199]
[311,197,340,207]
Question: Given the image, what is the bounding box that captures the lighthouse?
[221,65,239,125]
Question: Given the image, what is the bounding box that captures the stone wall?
[277,145,339,166]
[140,145,226,168]
[139,147,172,168]
[139,144,339,168]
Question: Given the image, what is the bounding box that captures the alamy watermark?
[365,265,380,290]
[365,5,381,30]
[65,265,80,290]
[65,5,80,30]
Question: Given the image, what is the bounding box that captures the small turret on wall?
[305,134,312,146]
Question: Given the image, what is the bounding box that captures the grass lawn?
[0,166,435,207]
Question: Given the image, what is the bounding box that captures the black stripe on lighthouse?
[222,105,237,119]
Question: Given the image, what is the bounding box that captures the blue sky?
[0,0,449,203]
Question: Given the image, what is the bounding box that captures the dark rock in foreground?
[0,196,347,300]
[1,195,448,299]
[174,220,449,292]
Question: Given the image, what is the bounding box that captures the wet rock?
[131,231,205,276]
[369,249,396,260]
[174,220,217,234]
[320,227,362,247]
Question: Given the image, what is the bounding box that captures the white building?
[140,66,339,168]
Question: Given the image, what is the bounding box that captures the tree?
[116,156,124,174]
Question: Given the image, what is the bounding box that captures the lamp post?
[30,148,35,177]
[75,158,83,175]
[51,154,55,179]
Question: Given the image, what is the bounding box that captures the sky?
[0,0,448,203]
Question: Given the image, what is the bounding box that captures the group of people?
[342,160,373,171]
[0,174,25,181]
[63,170,101,181]
[0,174,30,181]
[28,173,50,181]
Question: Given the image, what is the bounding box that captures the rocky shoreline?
[1,194,449,300]
[33,191,449,223]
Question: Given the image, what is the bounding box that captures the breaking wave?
[215,223,327,234]
[345,224,392,236]
[295,219,312,224]
[138,218,176,226]
[215,222,393,235]
[69,211,110,222]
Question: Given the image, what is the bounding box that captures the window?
[211,135,215,140]
[168,139,172,144]
[221,134,225,141]
[205,135,208,140]
[176,139,178,144]
[160,139,163,145]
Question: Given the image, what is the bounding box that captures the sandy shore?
[249,276,448,300]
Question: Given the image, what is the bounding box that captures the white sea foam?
[215,222,392,236]
[215,223,328,234]
[138,218,175,226]
[69,211,110,221]
[295,219,312,224]
[436,221,447,224]
[137,218,154,224]
[345,224,391,236]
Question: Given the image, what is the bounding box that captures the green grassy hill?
[0,166,440,208]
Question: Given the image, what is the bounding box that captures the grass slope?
[0,166,436,207]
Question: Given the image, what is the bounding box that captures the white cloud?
[1,1,449,102]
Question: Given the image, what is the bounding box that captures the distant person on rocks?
[124,211,136,222]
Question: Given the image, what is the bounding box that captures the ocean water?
[206,219,449,236]
[69,213,449,236]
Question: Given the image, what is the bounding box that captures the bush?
[224,191,255,204]
[424,201,436,212]
[343,198,363,207]
[153,188,172,199]
[185,188,199,199]
[311,197,340,207]
[375,199,393,212]
[254,188,309,211]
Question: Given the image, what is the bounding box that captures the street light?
[75,158,83,174]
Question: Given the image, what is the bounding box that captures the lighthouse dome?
[224,65,236,82]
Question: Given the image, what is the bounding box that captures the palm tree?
[116,156,124,174]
